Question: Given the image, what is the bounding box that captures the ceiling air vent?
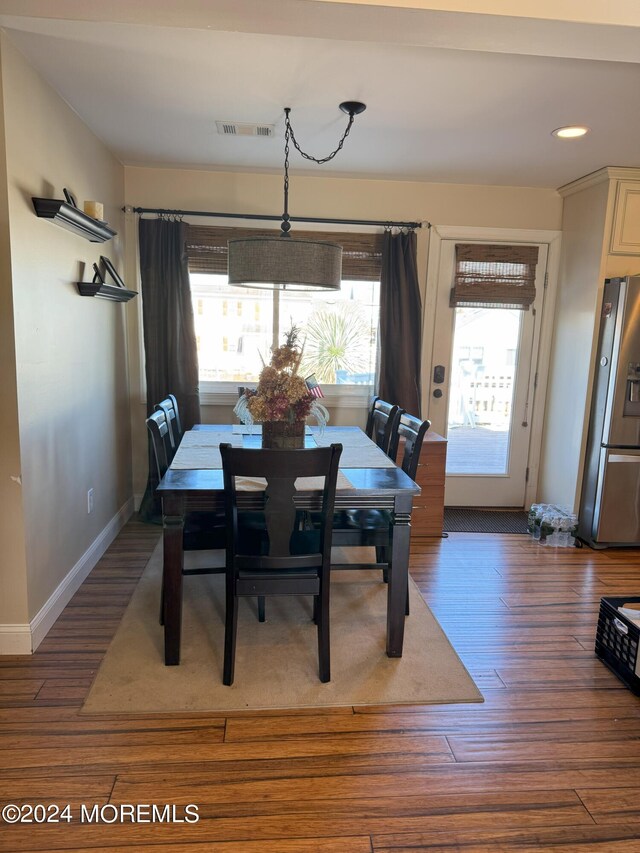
[216,120,275,137]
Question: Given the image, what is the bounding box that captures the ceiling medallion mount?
[339,101,367,116]
[227,101,367,292]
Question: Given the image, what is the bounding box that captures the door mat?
[444,508,529,534]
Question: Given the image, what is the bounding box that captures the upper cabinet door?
[610,181,640,255]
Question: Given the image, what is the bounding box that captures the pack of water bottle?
[527,504,579,547]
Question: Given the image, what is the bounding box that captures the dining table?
[156,424,421,666]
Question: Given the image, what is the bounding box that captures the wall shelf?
[76,281,137,302]
[32,198,116,242]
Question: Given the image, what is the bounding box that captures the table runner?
[309,428,374,447]
[170,432,353,489]
[226,473,354,491]
[179,431,243,448]
[171,429,396,471]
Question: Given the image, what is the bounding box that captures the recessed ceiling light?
[552,125,590,139]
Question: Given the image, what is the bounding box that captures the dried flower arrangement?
[233,326,329,431]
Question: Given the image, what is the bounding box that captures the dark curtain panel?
[378,230,422,417]
[139,218,200,521]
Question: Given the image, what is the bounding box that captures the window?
[190,274,380,400]
[191,275,273,384]
[186,225,383,404]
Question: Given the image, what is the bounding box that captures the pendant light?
[227,101,366,291]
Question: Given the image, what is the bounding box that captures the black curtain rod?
[125,206,426,230]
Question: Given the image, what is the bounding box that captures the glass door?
[429,240,548,507]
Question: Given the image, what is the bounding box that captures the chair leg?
[223,584,239,686]
[258,596,266,622]
[378,545,390,583]
[159,571,165,626]
[317,582,331,683]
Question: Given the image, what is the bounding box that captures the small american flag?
[305,374,325,398]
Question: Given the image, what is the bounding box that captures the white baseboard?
[0,625,32,655]
[0,497,135,655]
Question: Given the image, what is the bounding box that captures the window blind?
[450,243,539,310]
[185,224,383,281]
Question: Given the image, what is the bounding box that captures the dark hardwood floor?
[2,521,640,851]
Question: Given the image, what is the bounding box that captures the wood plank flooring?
[1,522,640,851]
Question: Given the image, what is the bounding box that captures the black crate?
[595,596,640,695]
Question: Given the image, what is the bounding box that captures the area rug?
[444,507,529,534]
[82,544,482,713]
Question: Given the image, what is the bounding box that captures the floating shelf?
[32,198,117,242]
[76,281,137,302]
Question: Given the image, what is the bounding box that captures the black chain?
[281,112,291,235]
[280,107,358,236]
[285,107,355,165]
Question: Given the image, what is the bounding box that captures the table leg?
[163,495,185,665]
[386,505,412,657]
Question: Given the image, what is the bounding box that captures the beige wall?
[0,44,29,631]
[0,34,130,625]
[125,167,562,231]
[125,164,562,499]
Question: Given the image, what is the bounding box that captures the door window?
[447,307,522,475]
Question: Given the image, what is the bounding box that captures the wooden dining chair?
[388,412,432,482]
[146,409,175,478]
[154,394,183,456]
[220,443,342,686]
[146,410,227,624]
[365,397,403,457]
[332,412,431,613]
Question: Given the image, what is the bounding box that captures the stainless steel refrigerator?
[579,276,640,547]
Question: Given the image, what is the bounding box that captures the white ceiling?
[1,0,640,188]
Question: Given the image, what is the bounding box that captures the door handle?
[433,365,446,384]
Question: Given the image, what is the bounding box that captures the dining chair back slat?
[365,397,403,457]
[146,410,172,480]
[220,444,342,686]
[155,394,183,453]
[389,412,432,479]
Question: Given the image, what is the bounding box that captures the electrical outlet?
[87,488,94,514]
